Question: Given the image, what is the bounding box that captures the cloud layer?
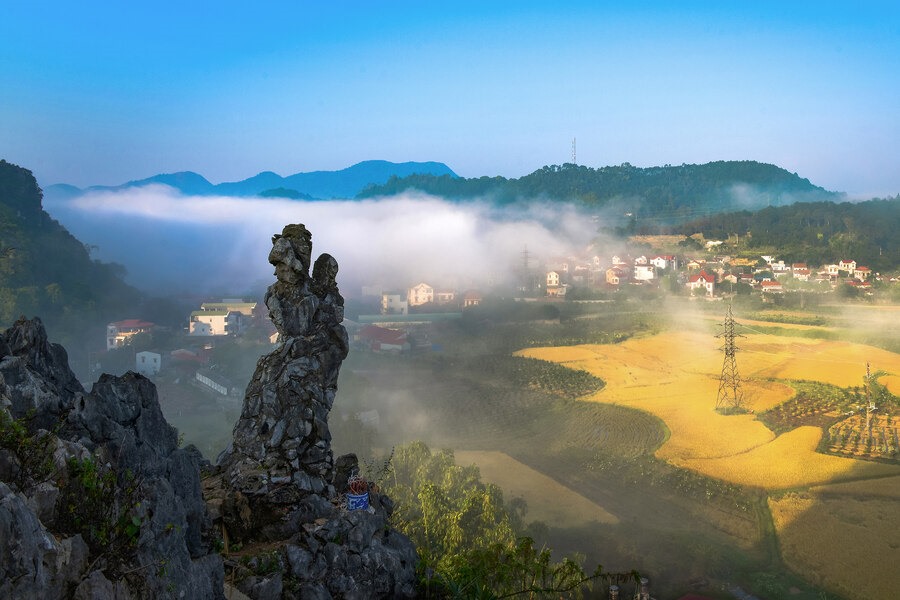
[45,186,597,297]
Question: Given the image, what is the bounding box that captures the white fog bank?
[44,186,598,296]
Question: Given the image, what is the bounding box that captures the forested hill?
[0,159,142,348]
[667,197,900,272]
[358,161,841,220]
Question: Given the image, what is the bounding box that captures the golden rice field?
[455,450,619,527]
[769,484,900,600]
[517,330,900,487]
[675,426,898,489]
[518,326,900,598]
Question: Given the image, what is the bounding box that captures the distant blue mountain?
[43,160,458,201]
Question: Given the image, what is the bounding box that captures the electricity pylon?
[716,304,745,413]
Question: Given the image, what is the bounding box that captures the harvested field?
[455,450,619,527]
[769,487,900,600]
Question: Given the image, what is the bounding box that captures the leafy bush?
[56,456,143,572]
[0,409,56,491]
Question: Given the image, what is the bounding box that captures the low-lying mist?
[44,186,598,296]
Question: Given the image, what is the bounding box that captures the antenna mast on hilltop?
[572,138,577,165]
[716,304,745,413]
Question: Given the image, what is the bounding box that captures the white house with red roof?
[687,271,716,297]
[106,319,154,351]
[760,280,784,293]
[792,268,811,281]
[649,255,676,270]
[838,259,857,275]
[854,266,872,281]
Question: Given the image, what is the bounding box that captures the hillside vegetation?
[0,159,141,348]
[663,197,900,272]
[358,161,839,221]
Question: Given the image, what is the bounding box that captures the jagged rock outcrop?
[210,224,418,599]
[0,223,418,599]
[0,317,223,599]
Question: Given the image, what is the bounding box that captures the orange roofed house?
[106,319,154,351]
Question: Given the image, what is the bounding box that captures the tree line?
[358,161,839,223]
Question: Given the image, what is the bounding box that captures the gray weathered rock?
[0,318,224,599]
[0,482,89,599]
[211,224,417,599]
[219,224,349,530]
[0,317,83,430]
[0,222,417,600]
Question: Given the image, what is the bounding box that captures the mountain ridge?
[43,160,458,201]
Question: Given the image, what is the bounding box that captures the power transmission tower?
[571,138,577,164]
[864,361,877,432]
[716,304,745,413]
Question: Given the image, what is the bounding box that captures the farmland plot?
[454,450,619,527]
[770,485,900,600]
[675,426,898,489]
[519,332,900,480]
[522,328,900,598]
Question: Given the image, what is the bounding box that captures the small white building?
[839,259,857,275]
[381,292,408,315]
[434,290,456,304]
[633,264,655,281]
[462,290,483,308]
[407,282,434,307]
[649,255,676,270]
[189,310,242,336]
[135,351,161,377]
[200,300,257,316]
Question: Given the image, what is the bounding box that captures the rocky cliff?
[0,317,223,599]
[0,223,417,599]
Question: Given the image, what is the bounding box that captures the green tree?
[380,441,632,598]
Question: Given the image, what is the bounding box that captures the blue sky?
[2,1,899,195]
